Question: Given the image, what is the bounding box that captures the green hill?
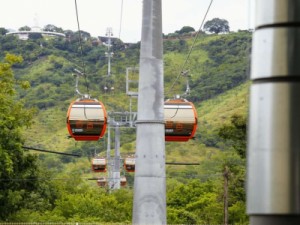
[0,27,251,223]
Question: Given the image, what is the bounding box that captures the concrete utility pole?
[112,124,121,189]
[247,1,300,224]
[133,0,166,224]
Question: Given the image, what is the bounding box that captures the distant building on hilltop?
[6,25,65,40]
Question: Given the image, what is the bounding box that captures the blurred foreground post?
[247,1,300,224]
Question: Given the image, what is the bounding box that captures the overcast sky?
[0,0,252,43]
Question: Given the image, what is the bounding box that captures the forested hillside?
[0,26,251,224]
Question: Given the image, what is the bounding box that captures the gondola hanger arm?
[73,68,90,98]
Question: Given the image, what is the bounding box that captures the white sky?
[0,0,252,43]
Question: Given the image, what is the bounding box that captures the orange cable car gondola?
[91,157,107,172]
[66,98,107,141]
[120,176,127,187]
[97,177,107,187]
[124,157,135,172]
[164,98,198,142]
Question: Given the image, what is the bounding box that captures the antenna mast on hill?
[105,27,114,76]
[247,1,300,225]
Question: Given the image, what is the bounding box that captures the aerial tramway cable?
[74,0,90,95]
[66,1,108,142]
[22,146,81,157]
[167,0,214,97]
[163,0,214,142]
[118,0,124,39]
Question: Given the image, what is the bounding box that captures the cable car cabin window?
[164,99,198,142]
[92,158,106,172]
[67,99,107,141]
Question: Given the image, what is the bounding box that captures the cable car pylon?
[133,0,166,224]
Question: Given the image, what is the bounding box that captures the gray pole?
[247,1,300,224]
[112,124,120,189]
[132,0,166,224]
[129,97,133,127]
[107,124,112,190]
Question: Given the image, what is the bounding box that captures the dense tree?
[10,175,133,223]
[204,18,230,34]
[0,27,8,35]
[195,148,247,224]
[28,33,43,40]
[0,35,19,52]
[219,114,247,158]
[43,24,64,33]
[217,115,248,223]
[167,180,223,224]
[175,26,195,34]
[0,53,38,220]
[190,32,251,101]
[19,26,31,31]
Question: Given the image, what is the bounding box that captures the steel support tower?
[133,0,166,224]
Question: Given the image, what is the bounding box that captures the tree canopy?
[0,27,8,35]
[175,26,195,34]
[43,24,64,33]
[204,18,230,34]
[219,114,247,158]
[0,53,39,220]
[19,26,31,31]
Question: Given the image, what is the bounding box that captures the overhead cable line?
[166,162,200,165]
[167,0,214,97]
[0,178,80,181]
[22,146,81,157]
[119,0,124,39]
[74,0,90,96]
